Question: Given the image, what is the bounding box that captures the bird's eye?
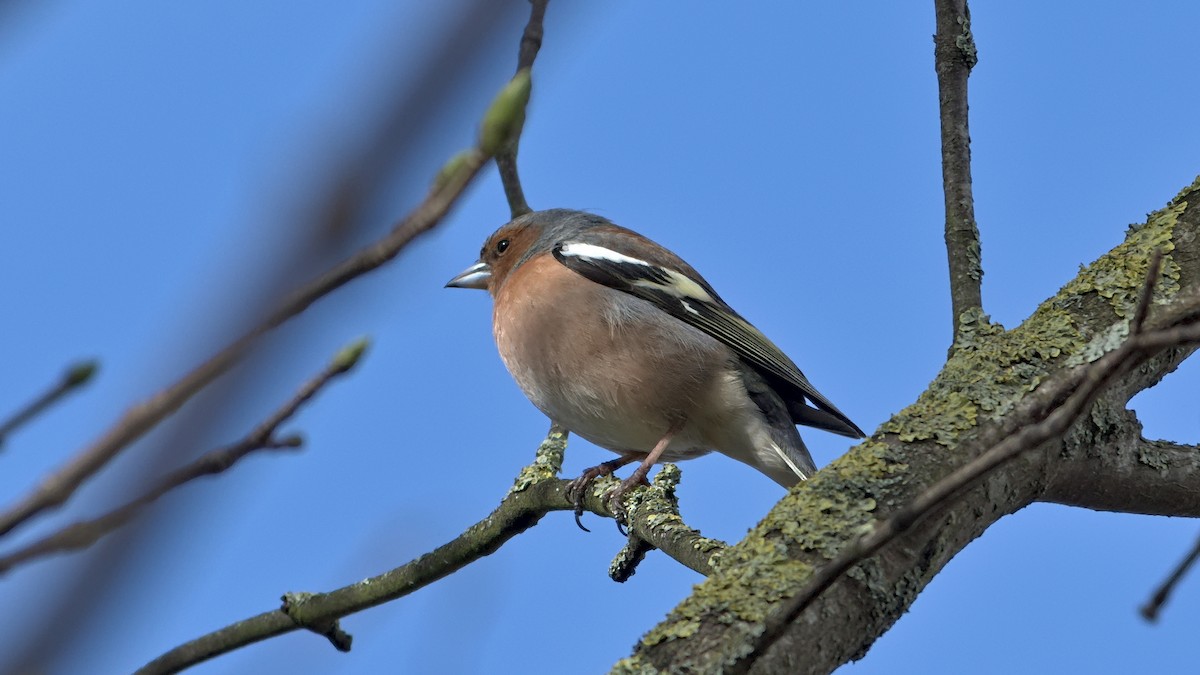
[495,238,510,255]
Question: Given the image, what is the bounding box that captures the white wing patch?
[557,242,715,303]
[558,241,647,266]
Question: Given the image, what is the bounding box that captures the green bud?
[434,149,474,191]
[64,359,99,387]
[275,433,304,448]
[479,69,532,155]
[332,337,370,372]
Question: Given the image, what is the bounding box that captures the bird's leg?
[567,454,639,531]
[606,422,683,522]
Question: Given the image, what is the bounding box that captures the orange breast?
[491,253,732,455]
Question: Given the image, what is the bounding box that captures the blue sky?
[1,2,1198,673]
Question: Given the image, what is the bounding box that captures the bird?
[446,209,864,519]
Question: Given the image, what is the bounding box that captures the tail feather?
[788,400,865,438]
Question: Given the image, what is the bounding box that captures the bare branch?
[0,360,98,449]
[1044,434,1200,516]
[1141,530,1200,622]
[516,0,549,72]
[0,340,368,575]
[137,428,725,673]
[496,0,549,218]
[933,0,982,344]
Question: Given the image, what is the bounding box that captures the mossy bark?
[617,177,1200,674]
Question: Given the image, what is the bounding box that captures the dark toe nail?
[573,509,591,533]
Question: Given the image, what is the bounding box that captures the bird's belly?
[494,284,728,460]
[536,385,714,461]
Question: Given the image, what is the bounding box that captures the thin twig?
[1140,530,1200,622]
[0,360,98,448]
[137,428,724,674]
[516,0,548,71]
[933,0,983,345]
[496,0,549,218]
[0,340,368,575]
[737,255,1199,671]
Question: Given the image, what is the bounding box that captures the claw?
[573,509,592,532]
[566,456,637,532]
[567,478,592,532]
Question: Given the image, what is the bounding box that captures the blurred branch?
[516,0,549,71]
[313,0,520,240]
[1141,530,1200,622]
[0,75,525,540]
[0,360,98,449]
[0,340,369,576]
[933,0,982,345]
[6,4,545,671]
[138,427,726,674]
[496,0,549,218]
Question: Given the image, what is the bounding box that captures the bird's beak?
[445,261,492,290]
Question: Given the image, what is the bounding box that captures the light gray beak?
[445,261,492,289]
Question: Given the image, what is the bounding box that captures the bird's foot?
[566,458,632,532]
[604,470,652,529]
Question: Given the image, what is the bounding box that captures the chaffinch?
[447,209,864,517]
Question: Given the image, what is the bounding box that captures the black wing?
[552,239,864,438]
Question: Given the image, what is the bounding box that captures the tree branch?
[0,360,97,449]
[736,254,1196,671]
[138,428,724,674]
[617,176,1200,675]
[599,463,728,580]
[1041,254,1200,516]
[933,0,982,344]
[0,340,368,575]
[1045,433,1200,516]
